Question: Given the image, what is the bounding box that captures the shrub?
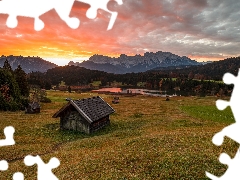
[40,96,52,103]
[0,68,28,111]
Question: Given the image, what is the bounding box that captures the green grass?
[0,92,238,179]
[90,81,102,87]
[180,105,234,124]
[137,82,146,87]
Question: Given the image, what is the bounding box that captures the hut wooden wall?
[60,109,90,134]
[90,116,110,133]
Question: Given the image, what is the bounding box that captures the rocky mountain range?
[0,51,201,74]
[69,51,201,74]
[0,55,57,73]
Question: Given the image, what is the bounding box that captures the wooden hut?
[52,96,115,134]
[112,96,120,104]
[25,102,40,114]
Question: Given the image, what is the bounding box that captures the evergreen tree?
[3,59,13,73]
[0,69,22,111]
[14,65,29,97]
[68,86,71,93]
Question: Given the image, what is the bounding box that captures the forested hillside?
[0,60,29,111]
[151,57,240,81]
[28,56,240,86]
[27,56,239,97]
[0,55,57,73]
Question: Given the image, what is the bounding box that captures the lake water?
[93,88,176,97]
[92,88,122,93]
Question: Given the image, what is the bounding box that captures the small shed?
[52,96,115,134]
[25,102,40,114]
[112,96,120,104]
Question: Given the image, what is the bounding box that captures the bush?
[0,99,20,111]
[7,101,19,111]
[0,68,23,111]
[40,96,52,103]
[20,97,30,110]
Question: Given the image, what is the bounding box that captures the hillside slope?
[0,55,57,73]
[151,57,240,80]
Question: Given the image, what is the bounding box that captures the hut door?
[69,111,78,131]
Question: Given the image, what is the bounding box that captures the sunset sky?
[0,0,239,66]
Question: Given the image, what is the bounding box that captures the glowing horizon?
[0,51,231,67]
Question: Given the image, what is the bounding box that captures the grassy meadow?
[0,91,238,179]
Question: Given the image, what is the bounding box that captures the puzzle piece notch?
[212,123,240,146]
[218,70,240,121]
[0,0,80,31]
[24,155,60,180]
[206,148,240,180]
[0,126,15,147]
[75,0,123,30]
[0,0,123,31]
[0,155,59,180]
[13,172,24,180]
[0,160,8,171]
[0,160,24,180]
[213,70,240,146]
[222,72,236,85]
[216,100,230,111]
[206,70,240,179]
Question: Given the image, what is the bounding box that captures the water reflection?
[92,88,122,93]
[92,88,177,97]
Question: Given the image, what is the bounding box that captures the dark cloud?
[112,0,240,61]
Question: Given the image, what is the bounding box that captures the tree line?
[151,56,240,81]
[2,56,236,111]
[0,59,29,111]
[27,64,233,97]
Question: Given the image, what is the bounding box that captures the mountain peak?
[70,51,200,74]
[0,55,57,73]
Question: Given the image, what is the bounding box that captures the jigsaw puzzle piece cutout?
[212,123,240,146]
[0,160,8,171]
[24,155,60,180]
[219,71,240,121]
[206,148,240,180]
[222,73,236,85]
[0,126,15,147]
[0,0,80,31]
[0,0,52,30]
[13,172,24,180]
[53,0,80,29]
[213,70,240,146]
[216,100,230,111]
[76,0,123,30]
[207,70,240,179]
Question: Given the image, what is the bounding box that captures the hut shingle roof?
[52,96,115,123]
